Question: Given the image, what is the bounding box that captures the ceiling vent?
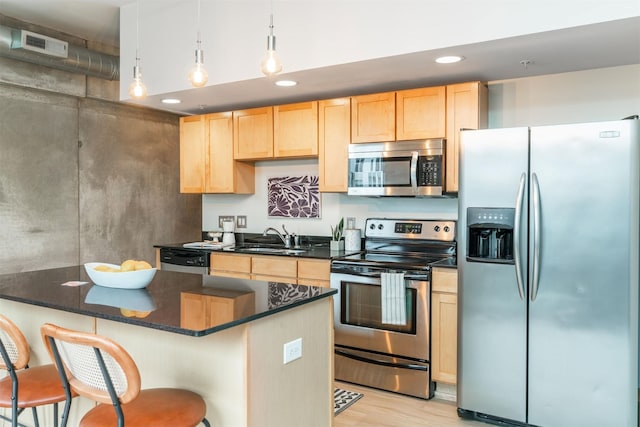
[14,30,68,58]
[0,24,119,80]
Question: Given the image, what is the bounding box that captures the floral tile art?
[267,176,320,218]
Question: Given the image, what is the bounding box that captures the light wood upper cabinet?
[233,106,274,160]
[205,112,255,194]
[179,113,255,194]
[274,101,319,158]
[351,92,396,143]
[396,87,446,140]
[179,115,206,193]
[431,267,458,385]
[318,98,350,193]
[445,81,488,193]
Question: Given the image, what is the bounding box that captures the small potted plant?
[330,218,345,251]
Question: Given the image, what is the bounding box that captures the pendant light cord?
[135,0,140,62]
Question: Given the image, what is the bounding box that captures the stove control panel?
[365,218,456,241]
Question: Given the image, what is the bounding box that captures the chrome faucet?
[263,225,292,248]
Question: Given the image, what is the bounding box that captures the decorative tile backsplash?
[267,176,320,218]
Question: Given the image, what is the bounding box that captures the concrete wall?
[0,16,201,274]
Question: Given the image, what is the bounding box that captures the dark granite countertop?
[154,232,362,260]
[0,266,336,337]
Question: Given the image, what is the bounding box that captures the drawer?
[251,256,297,278]
[210,253,251,274]
[432,267,457,293]
[297,259,330,281]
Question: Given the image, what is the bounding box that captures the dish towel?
[381,272,406,325]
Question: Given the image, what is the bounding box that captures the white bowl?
[84,262,157,289]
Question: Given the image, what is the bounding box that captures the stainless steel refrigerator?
[457,119,639,427]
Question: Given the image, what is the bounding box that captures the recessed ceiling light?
[435,56,464,64]
[275,80,298,87]
[161,98,181,104]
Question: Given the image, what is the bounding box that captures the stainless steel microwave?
[347,139,445,196]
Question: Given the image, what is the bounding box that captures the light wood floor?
[334,381,487,427]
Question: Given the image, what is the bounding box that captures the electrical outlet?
[283,338,302,364]
[236,215,247,229]
[218,215,235,228]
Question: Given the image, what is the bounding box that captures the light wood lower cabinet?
[209,253,330,287]
[431,267,458,385]
[180,289,255,330]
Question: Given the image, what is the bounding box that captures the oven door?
[330,271,430,361]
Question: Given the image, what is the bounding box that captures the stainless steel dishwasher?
[159,247,209,274]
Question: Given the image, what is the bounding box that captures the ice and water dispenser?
[466,207,514,264]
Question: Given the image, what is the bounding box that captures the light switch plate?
[283,338,302,364]
[236,215,247,228]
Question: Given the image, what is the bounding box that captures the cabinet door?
[274,101,318,158]
[396,87,445,140]
[180,292,208,329]
[297,259,331,287]
[318,98,350,193]
[205,112,255,194]
[445,82,488,193]
[351,92,395,143]
[431,267,458,385]
[233,107,274,160]
[179,115,206,193]
[431,291,458,384]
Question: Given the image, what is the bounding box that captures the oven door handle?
[335,348,428,371]
[330,270,429,281]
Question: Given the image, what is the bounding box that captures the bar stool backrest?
[0,315,30,370]
[41,323,141,405]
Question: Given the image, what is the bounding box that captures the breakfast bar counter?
[0,267,336,427]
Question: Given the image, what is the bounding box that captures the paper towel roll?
[344,229,362,251]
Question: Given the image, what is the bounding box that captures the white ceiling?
[1,1,639,115]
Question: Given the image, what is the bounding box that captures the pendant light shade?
[188,0,208,87]
[129,0,147,99]
[261,14,282,76]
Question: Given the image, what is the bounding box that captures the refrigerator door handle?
[531,173,541,301]
[513,173,526,300]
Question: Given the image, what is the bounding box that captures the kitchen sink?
[235,247,307,255]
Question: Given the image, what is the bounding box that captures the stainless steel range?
[330,218,456,399]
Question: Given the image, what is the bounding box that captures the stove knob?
[369,223,376,230]
[444,226,450,232]
[378,224,384,230]
[434,225,441,232]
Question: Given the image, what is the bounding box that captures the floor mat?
[334,388,364,416]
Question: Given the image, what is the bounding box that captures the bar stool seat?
[0,364,69,407]
[80,388,207,427]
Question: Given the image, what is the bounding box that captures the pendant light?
[128,0,147,99]
[188,0,208,87]
[260,1,282,77]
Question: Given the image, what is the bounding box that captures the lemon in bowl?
[84,260,156,289]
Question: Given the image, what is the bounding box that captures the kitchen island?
[0,266,336,427]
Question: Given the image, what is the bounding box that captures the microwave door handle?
[410,151,418,192]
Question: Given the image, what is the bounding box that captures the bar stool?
[0,314,70,427]
[40,323,211,427]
